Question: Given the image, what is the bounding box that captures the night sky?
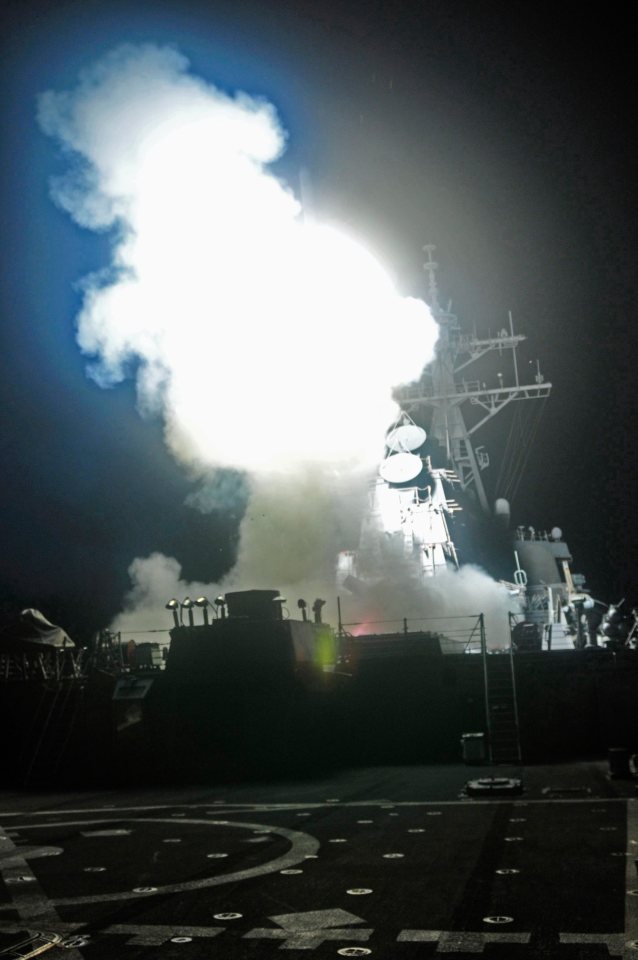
[1,0,636,638]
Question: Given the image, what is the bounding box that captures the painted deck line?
[0,796,633,819]
[0,824,84,958]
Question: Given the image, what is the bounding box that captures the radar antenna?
[394,246,552,514]
[422,244,440,314]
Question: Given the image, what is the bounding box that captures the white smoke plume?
[110,553,218,638]
[38,43,437,475]
[114,548,518,650]
[338,564,520,651]
[112,470,368,638]
[39,44,513,642]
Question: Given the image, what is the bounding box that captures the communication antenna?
[394,246,552,514]
[422,244,440,314]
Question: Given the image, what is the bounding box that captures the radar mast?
[394,246,552,513]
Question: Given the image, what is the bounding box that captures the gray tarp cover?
[0,608,74,650]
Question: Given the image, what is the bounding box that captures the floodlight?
[195,596,211,624]
[215,596,227,619]
[165,599,179,628]
[181,597,195,627]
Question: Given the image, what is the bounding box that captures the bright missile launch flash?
[38,43,438,476]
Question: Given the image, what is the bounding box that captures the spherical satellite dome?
[550,527,563,541]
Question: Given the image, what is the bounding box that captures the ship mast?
[394,246,552,514]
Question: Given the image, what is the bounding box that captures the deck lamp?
[195,596,211,625]
[165,599,179,629]
[181,597,195,627]
[215,596,227,619]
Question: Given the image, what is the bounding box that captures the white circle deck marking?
[347,888,372,895]
[338,947,371,956]
[382,853,404,859]
[8,816,318,906]
[496,868,521,875]
[214,912,242,920]
[171,937,192,943]
[483,916,514,924]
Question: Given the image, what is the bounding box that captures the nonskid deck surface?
[0,763,636,959]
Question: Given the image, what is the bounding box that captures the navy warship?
[1,252,637,788]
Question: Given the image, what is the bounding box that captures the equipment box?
[461,732,486,763]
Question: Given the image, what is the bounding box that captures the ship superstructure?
[394,245,551,515]
[337,415,463,594]
[340,246,554,596]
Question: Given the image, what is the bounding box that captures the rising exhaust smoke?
[39,44,513,638]
[38,44,437,476]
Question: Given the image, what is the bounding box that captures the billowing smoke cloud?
[38,43,437,476]
[339,564,520,651]
[39,44,514,642]
[110,553,217,638]
[114,550,518,651]
[112,469,368,636]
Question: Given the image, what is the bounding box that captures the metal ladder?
[480,616,522,763]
